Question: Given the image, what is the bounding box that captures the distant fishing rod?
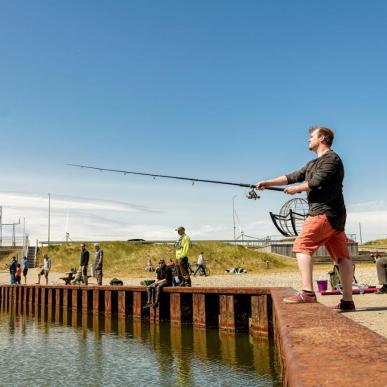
[67,163,285,200]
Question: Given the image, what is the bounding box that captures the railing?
[0,236,26,247]
[38,235,290,247]
[22,235,29,258]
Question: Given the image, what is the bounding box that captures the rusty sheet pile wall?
[0,285,272,336]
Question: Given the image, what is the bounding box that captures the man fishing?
[256,127,355,311]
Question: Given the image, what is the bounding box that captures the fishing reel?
[246,188,260,200]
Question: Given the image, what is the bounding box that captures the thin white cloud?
[0,191,164,241]
[347,206,387,242]
[347,200,386,212]
[190,224,228,237]
[0,192,159,213]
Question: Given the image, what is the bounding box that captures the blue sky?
[0,1,387,242]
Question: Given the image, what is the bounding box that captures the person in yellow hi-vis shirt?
[175,226,192,287]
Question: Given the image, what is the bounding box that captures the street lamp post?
[48,193,51,243]
[232,195,237,241]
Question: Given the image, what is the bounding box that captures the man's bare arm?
[284,181,311,195]
[256,176,288,190]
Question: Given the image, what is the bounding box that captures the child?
[15,263,22,285]
[23,256,29,284]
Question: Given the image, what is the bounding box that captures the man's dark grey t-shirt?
[286,150,346,231]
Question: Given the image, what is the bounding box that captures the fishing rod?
[67,163,285,200]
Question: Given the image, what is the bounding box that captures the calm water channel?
[0,302,281,386]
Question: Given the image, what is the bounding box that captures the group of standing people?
[8,243,104,286]
[9,256,29,285]
[9,257,28,285]
[72,243,104,285]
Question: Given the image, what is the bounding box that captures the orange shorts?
[293,214,349,262]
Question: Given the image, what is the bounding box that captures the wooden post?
[118,316,126,336]
[47,305,52,323]
[12,286,17,303]
[193,327,207,358]
[41,287,46,306]
[34,299,39,316]
[23,286,28,304]
[219,295,236,331]
[18,286,23,304]
[47,288,53,306]
[41,297,46,320]
[82,289,89,312]
[192,294,206,328]
[29,287,34,304]
[63,308,68,325]
[93,313,99,335]
[5,286,8,302]
[93,289,99,313]
[72,289,78,310]
[55,306,60,323]
[63,289,69,308]
[133,291,143,319]
[35,287,40,305]
[170,293,182,325]
[132,318,142,337]
[250,295,269,336]
[118,291,126,317]
[55,289,61,306]
[105,315,111,333]
[82,313,88,337]
[72,309,77,327]
[104,290,112,315]
[13,286,18,304]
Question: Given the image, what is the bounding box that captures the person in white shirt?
[194,252,207,276]
[36,254,51,285]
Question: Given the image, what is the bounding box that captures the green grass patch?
[362,239,387,248]
[36,241,297,276]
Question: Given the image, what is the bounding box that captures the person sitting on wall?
[166,258,179,286]
[143,259,172,309]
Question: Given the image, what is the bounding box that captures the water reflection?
[0,298,281,386]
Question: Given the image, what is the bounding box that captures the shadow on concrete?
[353,306,387,312]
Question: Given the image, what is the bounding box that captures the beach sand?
[1,265,386,337]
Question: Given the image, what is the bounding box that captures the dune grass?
[362,239,387,248]
[36,241,297,277]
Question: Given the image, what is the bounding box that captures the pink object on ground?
[320,287,377,296]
